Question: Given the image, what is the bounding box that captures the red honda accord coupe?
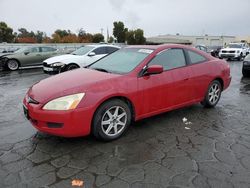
[23,44,231,140]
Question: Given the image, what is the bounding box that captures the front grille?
[222,50,235,53]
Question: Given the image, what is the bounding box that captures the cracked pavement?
[0,61,250,188]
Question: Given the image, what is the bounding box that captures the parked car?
[0,46,61,70]
[209,46,222,58]
[195,45,208,53]
[242,54,250,77]
[195,45,222,58]
[43,44,120,74]
[23,44,231,141]
[219,43,249,61]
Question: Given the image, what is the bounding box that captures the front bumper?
[23,96,95,137]
[243,65,250,72]
[219,53,240,59]
[43,62,65,75]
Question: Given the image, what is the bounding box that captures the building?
[147,34,236,46]
[235,36,250,44]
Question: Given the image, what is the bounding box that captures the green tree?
[92,33,104,43]
[35,31,46,43]
[0,22,15,42]
[108,36,114,43]
[126,29,146,45]
[54,29,70,38]
[113,21,128,43]
[134,29,146,44]
[17,28,35,38]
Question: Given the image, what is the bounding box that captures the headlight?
[43,93,85,110]
[51,62,65,67]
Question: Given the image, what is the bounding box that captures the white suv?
[219,43,249,61]
[43,44,120,74]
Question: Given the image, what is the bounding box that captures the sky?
[0,0,250,37]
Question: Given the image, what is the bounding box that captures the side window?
[106,47,118,54]
[41,47,56,52]
[149,48,186,71]
[29,47,39,53]
[93,47,107,55]
[188,50,207,64]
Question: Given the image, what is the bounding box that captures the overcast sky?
[0,0,250,37]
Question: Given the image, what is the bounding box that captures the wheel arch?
[7,58,21,66]
[91,95,136,130]
[214,77,224,90]
[66,63,80,68]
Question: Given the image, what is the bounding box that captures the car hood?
[221,48,242,51]
[44,54,84,64]
[28,68,120,104]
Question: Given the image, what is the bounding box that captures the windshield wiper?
[92,68,110,73]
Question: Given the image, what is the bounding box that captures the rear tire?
[7,59,19,71]
[202,80,222,108]
[92,99,131,141]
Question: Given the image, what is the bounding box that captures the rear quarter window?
[188,50,207,64]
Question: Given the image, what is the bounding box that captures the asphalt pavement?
[0,62,250,188]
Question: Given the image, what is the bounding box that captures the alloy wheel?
[101,106,127,137]
[208,83,221,105]
[7,60,19,70]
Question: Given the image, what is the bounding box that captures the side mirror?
[144,65,163,76]
[88,52,96,57]
[24,51,29,55]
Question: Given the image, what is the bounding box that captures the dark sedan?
[242,54,250,77]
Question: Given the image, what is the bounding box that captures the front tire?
[7,59,19,71]
[66,64,79,71]
[92,99,131,141]
[202,80,222,108]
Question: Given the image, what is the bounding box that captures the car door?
[185,49,211,100]
[137,48,193,116]
[41,47,58,60]
[19,47,42,66]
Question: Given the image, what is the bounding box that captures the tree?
[61,34,79,43]
[113,21,128,43]
[35,31,46,43]
[92,33,104,43]
[125,29,146,45]
[78,30,93,43]
[0,22,15,42]
[54,29,70,38]
[16,28,37,43]
[134,29,146,44]
[108,36,114,43]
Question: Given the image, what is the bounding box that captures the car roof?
[86,44,120,48]
[125,44,194,50]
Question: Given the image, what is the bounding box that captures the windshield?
[90,48,153,74]
[245,54,250,61]
[227,44,242,48]
[71,46,94,55]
